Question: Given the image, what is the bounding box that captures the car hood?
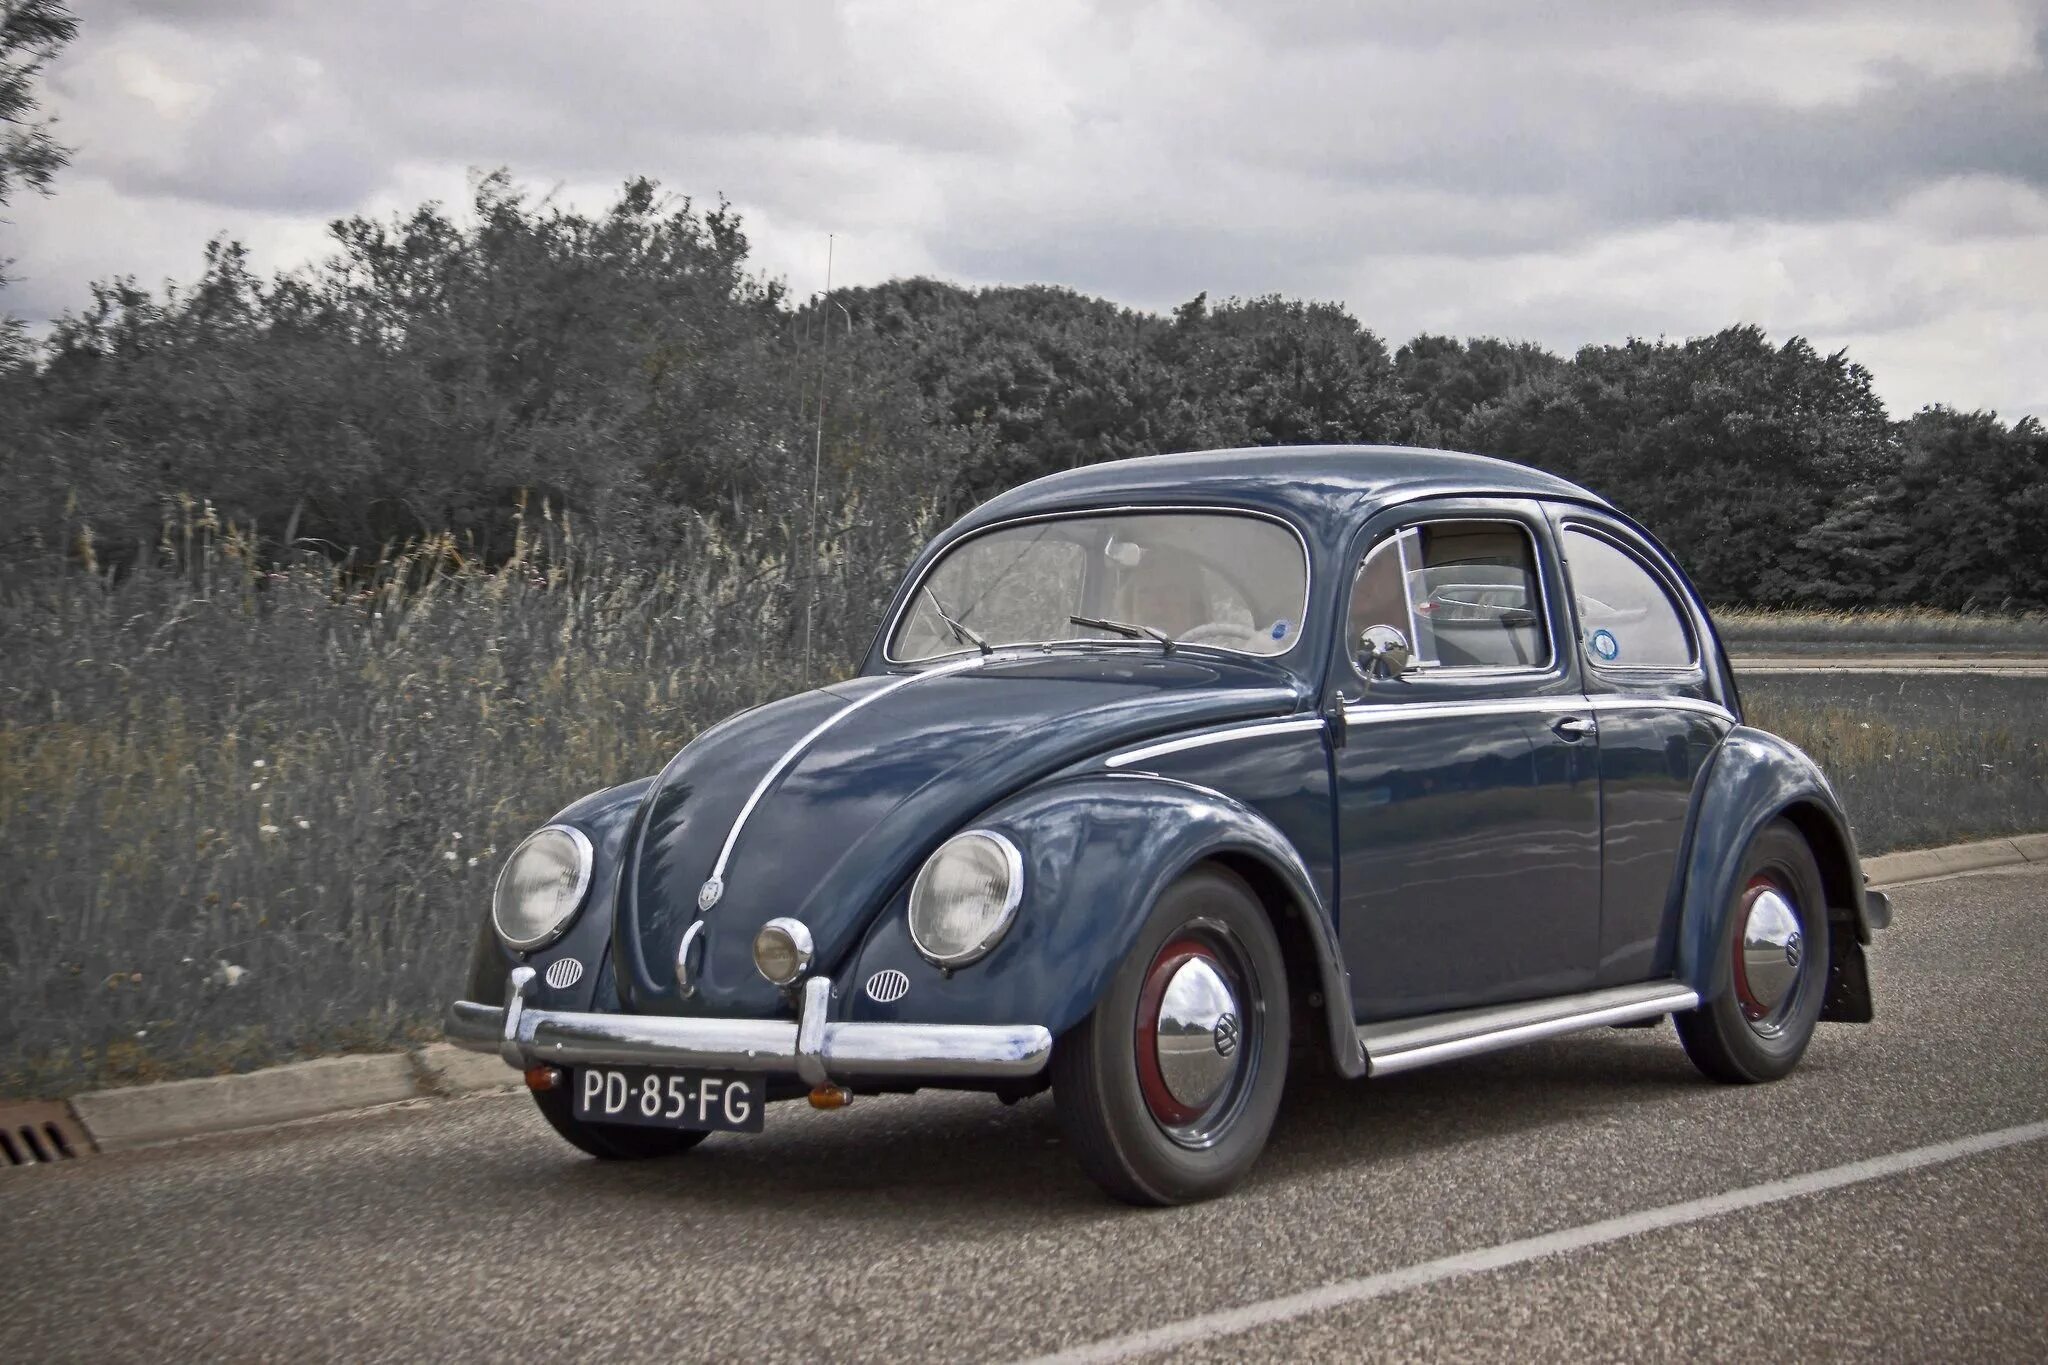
[613,650,1302,1017]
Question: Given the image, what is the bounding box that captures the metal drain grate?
[0,1100,96,1167]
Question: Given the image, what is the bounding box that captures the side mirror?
[1357,624,1413,680]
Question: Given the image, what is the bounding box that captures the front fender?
[1677,727,1876,1001]
[458,776,655,1013]
[838,773,1362,1073]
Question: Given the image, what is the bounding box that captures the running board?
[1358,982,1701,1077]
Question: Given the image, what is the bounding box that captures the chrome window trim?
[1346,515,1559,685]
[907,829,1026,967]
[1556,520,1704,674]
[702,652,995,905]
[492,824,594,953]
[881,504,1315,666]
[1104,717,1326,769]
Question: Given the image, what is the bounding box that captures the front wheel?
[1676,820,1831,1084]
[1052,865,1290,1206]
[531,1083,712,1160]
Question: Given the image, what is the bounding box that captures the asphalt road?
[5,866,2045,1363]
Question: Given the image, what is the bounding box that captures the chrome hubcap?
[1135,931,1258,1148]
[1155,957,1242,1110]
[1734,879,1805,1033]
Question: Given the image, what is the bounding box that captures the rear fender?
[839,774,1364,1075]
[1677,727,1877,1008]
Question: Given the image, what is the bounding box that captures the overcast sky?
[11,0,2047,420]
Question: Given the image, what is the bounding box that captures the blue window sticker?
[1270,620,1290,641]
[1590,628,1620,662]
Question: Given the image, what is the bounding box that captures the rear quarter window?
[1561,527,1695,670]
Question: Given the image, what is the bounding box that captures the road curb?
[41,829,2048,1155]
[1861,833,2048,887]
[69,1053,424,1152]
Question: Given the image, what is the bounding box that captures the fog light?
[752,917,814,986]
[524,1065,562,1092]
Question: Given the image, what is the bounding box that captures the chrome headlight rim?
[491,824,595,952]
[907,829,1025,968]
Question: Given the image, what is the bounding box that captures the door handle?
[1552,715,1594,742]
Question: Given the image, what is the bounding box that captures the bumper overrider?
[446,968,1054,1088]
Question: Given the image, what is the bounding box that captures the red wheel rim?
[1134,936,1213,1126]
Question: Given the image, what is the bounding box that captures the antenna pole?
[803,234,834,686]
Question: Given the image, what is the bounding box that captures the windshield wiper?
[1068,614,1176,654]
[925,587,993,656]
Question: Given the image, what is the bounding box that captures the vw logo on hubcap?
[1784,931,1803,969]
[1213,1012,1241,1058]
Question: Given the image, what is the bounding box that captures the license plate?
[571,1066,765,1133]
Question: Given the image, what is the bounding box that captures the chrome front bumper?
[445,968,1054,1088]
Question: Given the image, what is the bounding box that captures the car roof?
[956,445,1609,535]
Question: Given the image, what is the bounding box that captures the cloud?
[10,0,2047,422]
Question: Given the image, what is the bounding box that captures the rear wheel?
[1676,820,1830,1084]
[531,1083,712,1160]
[1052,865,1290,1205]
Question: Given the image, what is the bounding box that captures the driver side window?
[1347,520,1552,678]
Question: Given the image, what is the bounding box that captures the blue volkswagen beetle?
[447,445,1889,1204]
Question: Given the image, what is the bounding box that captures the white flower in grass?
[443,850,459,862]
[210,961,250,988]
[452,832,463,842]
[295,818,311,831]
[252,759,267,769]
[260,823,282,836]
[466,856,479,868]
[250,781,264,791]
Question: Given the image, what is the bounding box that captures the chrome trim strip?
[1105,717,1325,769]
[702,652,993,904]
[1343,696,1587,725]
[1104,695,1733,770]
[882,503,1315,666]
[1584,694,1736,724]
[447,971,1054,1082]
[1359,981,1701,1076]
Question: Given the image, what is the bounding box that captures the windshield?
[890,510,1309,661]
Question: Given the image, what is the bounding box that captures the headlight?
[492,825,594,951]
[752,917,815,986]
[908,830,1023,966]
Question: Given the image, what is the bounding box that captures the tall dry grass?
[1740,673,2048,855]
[0,499,931,1097]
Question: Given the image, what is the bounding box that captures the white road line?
[1021,1118,2048,1365]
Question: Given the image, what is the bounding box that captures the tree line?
[4,174,2044,616]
